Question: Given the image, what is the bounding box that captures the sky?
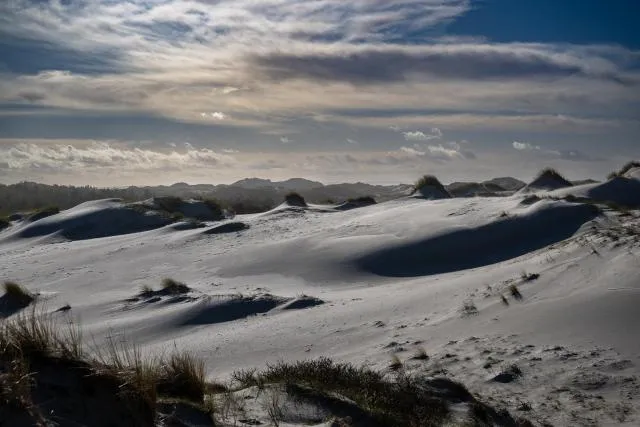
[0,0,639,186]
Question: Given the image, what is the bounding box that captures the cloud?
[250,43,631,85]
[511,141,598,162]
[0,0,638,175]
[346,138,358,145]
[0,141,236,173]
[200,112,226,120]
[403,128,442,141]
[512,141,541,151]
[280,136,292,144]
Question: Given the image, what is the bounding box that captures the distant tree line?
[0,182,276,215]
[0,182,154,214]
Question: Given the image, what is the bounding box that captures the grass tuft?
[534,168,572,187]
[3,282,35,308]
[284,192,307,207]
[157,351,207,402]
[232,357,451,426]
[607,161,640,180]
[160,278,190,295]
[412,175,448,195]
[509,284,523,301]
[411,347,429,360]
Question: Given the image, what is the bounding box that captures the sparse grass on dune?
[607,161,640,180]
[0,309,208,425]
[2,281,35,309]
[232,357,452,426]
[27,205,60,222]
[412,175,448,195]
[153,196,183,213]
[533,168,572,186]
[0,309,530,426]
[284,192,307,207]
[201,197,225,219]
[160,278,190,295]
[157,351,207,403]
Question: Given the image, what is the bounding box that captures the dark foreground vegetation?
[0,308,531,426]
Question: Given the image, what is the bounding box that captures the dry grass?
[157,351,207,402]
[232,357,451,426]
[534,168,572,186]
[2,282,35,308]
[608,161,640,180]
[0,309,208,421]
[160,278,190,295]
[284,192,307,207]
[411,347,429,361]
[413,175,448,195]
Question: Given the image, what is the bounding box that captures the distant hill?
[0,176,533,216]
[446,177,526,197]
[231,178,323,190]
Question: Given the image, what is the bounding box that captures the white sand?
[1,176,639,426]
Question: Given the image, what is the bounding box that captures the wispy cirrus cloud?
[512,141,599,162]
[0,0,638,185]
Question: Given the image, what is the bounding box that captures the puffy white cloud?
[403,128,443,141]
[513,141,541,151]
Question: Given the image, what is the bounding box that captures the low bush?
[284,192,307,207]
[160,278,190,295]
[413,175,447,195]
[28,206,60,222]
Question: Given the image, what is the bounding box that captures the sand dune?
[2,181,640,426]
[353,201,599,277]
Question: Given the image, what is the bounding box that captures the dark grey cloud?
[250,46,622,84]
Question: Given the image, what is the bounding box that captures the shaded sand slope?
[550,171,640,207]
[5,199,171,241]
[353,201,600,277]
[1,190,639,425]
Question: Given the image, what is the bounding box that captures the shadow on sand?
[353,203,599,277]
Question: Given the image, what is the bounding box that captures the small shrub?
[154,196,183,213]
[28,206,60,222]
[3,281,35,308]
[413,175,447,195]
[389,354,403,371]
[411,347,429,360]
[201,198,224,219]
[509,284,523,301]
[500,295,509,306]
[461,300,479,316]
[284,192,307,207]
[160,278,190,295]
[520,271,540,282]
